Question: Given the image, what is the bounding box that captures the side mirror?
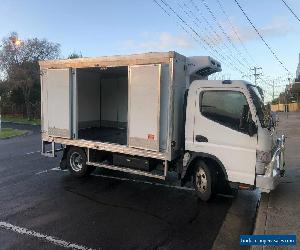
[239,105,257,136]
[248,120,258,137]
[271,113,278,128]
[239,105,249,132]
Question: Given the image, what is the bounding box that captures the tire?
[66,147,95,177]
[193,160,215,201]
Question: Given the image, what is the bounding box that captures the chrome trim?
[70,152,83,172]
[256,135,285,193]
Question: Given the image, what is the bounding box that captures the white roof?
[190,80,251,91]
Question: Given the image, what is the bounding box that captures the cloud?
[120,17,293,52]
[121,32,195,51]
[222,17,293,44]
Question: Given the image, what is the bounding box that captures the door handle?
[195,135,208,142]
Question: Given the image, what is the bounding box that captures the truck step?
[87,161,165,180]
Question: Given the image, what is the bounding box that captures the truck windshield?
[247,85,269,128]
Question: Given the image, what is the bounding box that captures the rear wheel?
[193,160,215,201]
[67,147,95,177]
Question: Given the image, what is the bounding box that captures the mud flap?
[59,147,68,170]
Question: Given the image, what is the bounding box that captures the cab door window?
[200,90,248,132]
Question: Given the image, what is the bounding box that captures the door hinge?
[40,69,47,76]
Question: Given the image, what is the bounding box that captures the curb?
[212,189,260,250]
[2,121,40,126]
[250,193,270,250]
[0,130,32,140]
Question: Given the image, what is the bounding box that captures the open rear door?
[128,64,161,151]
[43,68,72,139]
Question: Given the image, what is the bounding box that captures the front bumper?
[256,135,285,193]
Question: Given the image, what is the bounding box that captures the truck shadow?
[60,169,232,249]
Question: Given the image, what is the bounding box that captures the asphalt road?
[0,123,233,250]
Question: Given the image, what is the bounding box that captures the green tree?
[271,97,279,105]
[68,52,82,59]
[0,32,60,119]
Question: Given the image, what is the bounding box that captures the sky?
[0,0,299,99]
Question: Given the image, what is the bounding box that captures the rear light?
[238,183,252,190]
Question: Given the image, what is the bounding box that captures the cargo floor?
[78,127,127,145]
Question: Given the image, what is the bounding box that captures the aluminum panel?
[128,64,161,151]
[45,68,72,138]
[171,57,187,158]
[159,64,169,151]
[41,70,48,132]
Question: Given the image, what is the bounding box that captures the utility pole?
[0,44,2,132]
[0,96,2,132]
[250,67,262,85]
[286,78,291,118]
[272,80,275,101]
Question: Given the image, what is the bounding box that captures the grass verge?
[0,128,27,139]
[2,115,41,125]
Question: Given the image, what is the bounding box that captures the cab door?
[190,88,257,185]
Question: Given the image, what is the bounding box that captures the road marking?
[35,169,52,175]
[35,167,67,175]
[26,150,41,155]
[0,221,95,250]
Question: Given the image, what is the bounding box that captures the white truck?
[40,51,285,201]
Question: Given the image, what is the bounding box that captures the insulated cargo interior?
[77,66,128,145]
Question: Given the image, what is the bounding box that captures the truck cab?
[183,79,285,200]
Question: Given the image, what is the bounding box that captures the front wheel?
[193,160,215,201]
[67,147,95,177]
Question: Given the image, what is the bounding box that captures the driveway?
[0,122,254,249]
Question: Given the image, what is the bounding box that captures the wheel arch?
[182,152,228,184]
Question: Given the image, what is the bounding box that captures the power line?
[185,0,251,75]
[158,0,225,61]
[153,0,245,74]
[214,0,256,65]
[153,0,227,66]
[280,0,300,23]
[178,0,248,74]
[257,75,288,102]
[153,0,192,35]
[153,0,210,51]
[258,77,273,88]
[187,0,246,73]
[233,0,291,74]
[199,0,251,70]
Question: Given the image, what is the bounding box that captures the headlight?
[256,150,272,164]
